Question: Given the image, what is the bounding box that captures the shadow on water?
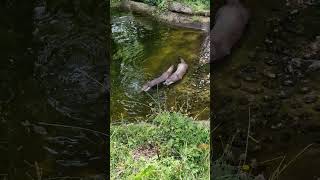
[213,0,320,179]
[111,9,210,121]
[1,0,108,179]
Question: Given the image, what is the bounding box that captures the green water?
[111,10,209,121]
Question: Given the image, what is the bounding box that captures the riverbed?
[213,0,320,179]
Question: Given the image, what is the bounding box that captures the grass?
[110,112,209,179]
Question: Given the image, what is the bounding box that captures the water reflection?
[1,0,108,179]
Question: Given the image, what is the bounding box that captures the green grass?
[110,112,209,179]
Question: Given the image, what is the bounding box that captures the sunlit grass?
[110,112,210,179]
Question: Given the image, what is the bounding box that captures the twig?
[78,69,107,90]
[249,135,260,144]
[278,144,314,175]
[244,106,251,165]
[259,156,284,165]
[38,122,108,136]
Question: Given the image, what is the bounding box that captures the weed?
[110,112,209,179]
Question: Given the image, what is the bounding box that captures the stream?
[111,9,210,122]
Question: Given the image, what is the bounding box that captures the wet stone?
[264,59,276,67]
[292,58,302,68]
[229,81,241,89]
[278,90,289,99]
[271,122,283,130]
[263,95,273,102]
[241,87,264,94]
[282,79,294,86]
[238,97,249,105]
[299,87,311,94]
[262,80,277,89]
[243,76,258,82]
[303,94,318,104]
[263,71,276,79]
[313,104,320,112]
[290,101,302,109]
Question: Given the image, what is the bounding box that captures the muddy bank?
[213,1,320,179]
[119,0,210,31]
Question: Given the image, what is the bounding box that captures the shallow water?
[111,9,209,121]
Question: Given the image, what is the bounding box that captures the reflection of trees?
[112,15,146,93]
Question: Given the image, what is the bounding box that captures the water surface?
[111,10,209,121]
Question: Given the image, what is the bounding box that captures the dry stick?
[194,107,208,120]
[212,123,221,133]
[259,156,284,165]
[121,100,150,108]
[244,106,251,165]
[145,91,160,111]
[38,122,108,136]
[249,135,260,144]
[270,155,286,180]
[276,143,314,178]
[78,69,107,90]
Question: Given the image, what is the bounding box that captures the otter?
[141,65,174,92]
[163,58,188,86]
[210,0,249,62]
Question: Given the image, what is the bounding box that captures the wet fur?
[141,65,174,92]
[163,58,188,85]
[211,0,249,62]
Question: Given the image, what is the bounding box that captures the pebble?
[243,76,257,82]
[283,79,294,86]
[303,94,318,104]
[313,104,320,112]
[229,81,241,89]
[299,87,311,94]
[263,95,273,102]
[278,90,289,99]
[263,70,276,79]
[241,87,263,94]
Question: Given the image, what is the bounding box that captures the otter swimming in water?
[210,0,249,62]
[163,58,188,86]
[141,65,175,92]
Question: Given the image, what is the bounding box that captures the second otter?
[163,58,188,86]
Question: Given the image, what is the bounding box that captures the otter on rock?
[163,58,188,86]
[141,65,175,92]
[210,0,249,62]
